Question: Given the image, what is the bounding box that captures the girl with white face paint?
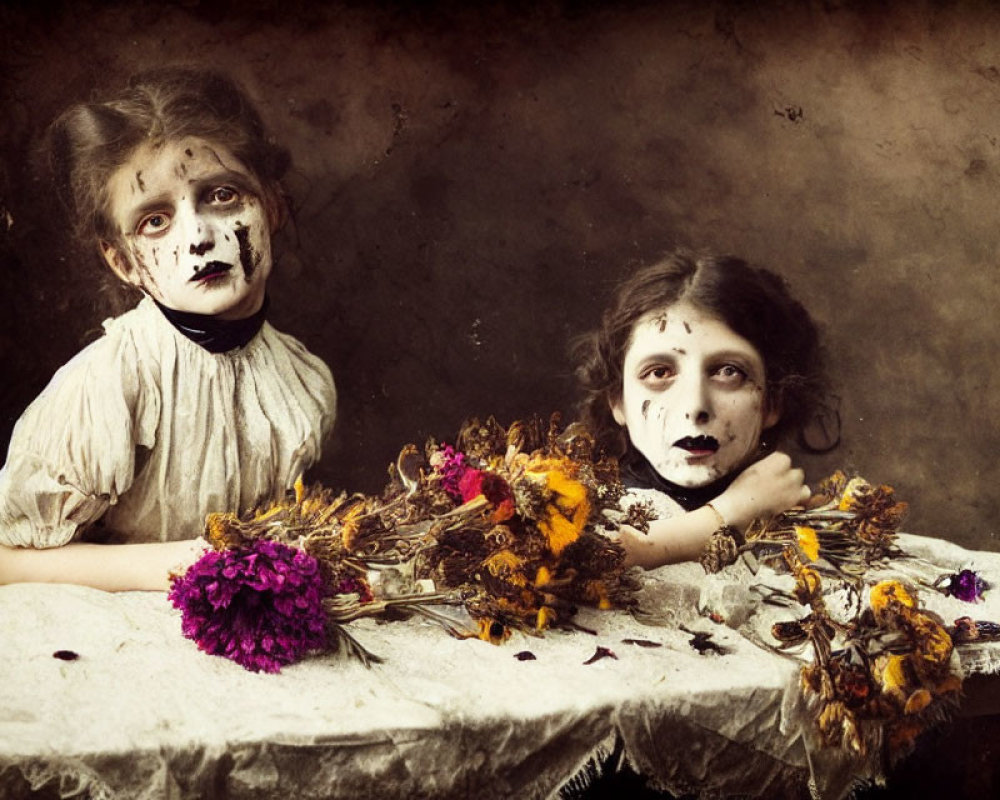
[575,252,833,568]
[0,69,336,590]
[101,136,276,321]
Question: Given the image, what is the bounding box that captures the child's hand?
[167,537,211,582]
[609,524,663,570]
[711,452,810,531]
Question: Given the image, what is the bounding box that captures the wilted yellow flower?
[792,564,823,606]
[878,653,910,699]
[525,456,591,556]
[796,526,820,562]
[483,550,527,586]
[476,618,511,645]
[903,688,932,715]
[339,502,368,552]
[536,606,556,630]
[818,701,864,754]
[204,512,242,549]
[252,503,286,523]
[541,514,585,557]
[838,476,872,511]
[584,580,612,610]
[870,580,916,616]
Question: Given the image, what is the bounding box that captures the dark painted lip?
[673,435,719,454]
[189,261,232,282]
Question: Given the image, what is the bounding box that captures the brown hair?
[47,67,290,255]
[573,250,832,458]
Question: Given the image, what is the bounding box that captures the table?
[2,535,999,800]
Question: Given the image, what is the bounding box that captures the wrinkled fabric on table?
[2,534,999,800]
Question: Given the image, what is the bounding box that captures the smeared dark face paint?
[128,241,160,293]
[613,302,772,488]
[234,226,255,280]
[106,137,273,318]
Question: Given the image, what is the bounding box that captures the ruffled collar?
[152,296,269,354]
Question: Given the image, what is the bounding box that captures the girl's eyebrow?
[633,351,680,368]
[632,348,761,369]
[705,348,759,363]
[186,168,256,189]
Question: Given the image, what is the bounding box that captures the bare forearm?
[0,540,204,592]
[619,452,810,570]
[621,505,723,568]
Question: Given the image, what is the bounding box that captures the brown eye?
[208,186,239,204]
[713,364,748,385]
[136,213,170,236]
[639,364,675,388]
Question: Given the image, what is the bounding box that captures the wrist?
[701,500,745,545]
[707,495,744,531]
[704,502,728,530]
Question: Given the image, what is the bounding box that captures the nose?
[675,371,712,426]
[175,202,216,259]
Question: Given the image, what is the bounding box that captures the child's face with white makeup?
[102,137,274,319]
[611,301,779,488]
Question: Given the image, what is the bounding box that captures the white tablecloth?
[2,534,999,800]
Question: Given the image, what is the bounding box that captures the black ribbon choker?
[153,296,269,354]
[619,445,739,512]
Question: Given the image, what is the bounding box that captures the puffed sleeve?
[0,331,148,548]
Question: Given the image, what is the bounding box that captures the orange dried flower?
[796,526,820,562]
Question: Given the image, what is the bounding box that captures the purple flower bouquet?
[169,539,328,673]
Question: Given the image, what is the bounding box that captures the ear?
[610,395,626,426]
[762,394,782,430]
[100,241,138,286]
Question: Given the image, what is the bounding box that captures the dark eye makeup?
[206,185,241,204]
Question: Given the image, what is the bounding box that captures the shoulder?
[254,323,337,410]
[37,304,149,400]
[0,304,159,546]
[5,301,167,454]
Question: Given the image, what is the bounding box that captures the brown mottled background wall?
[1,0,998,551]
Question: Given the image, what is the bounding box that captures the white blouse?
[0,297,336,547]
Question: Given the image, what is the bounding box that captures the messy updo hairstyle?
[46,67,290,255]
[573,250,834,459]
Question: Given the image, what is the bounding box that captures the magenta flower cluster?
[436,444,470,501]
[169,540,328,673]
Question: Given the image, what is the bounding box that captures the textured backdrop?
[1,0,998,551]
